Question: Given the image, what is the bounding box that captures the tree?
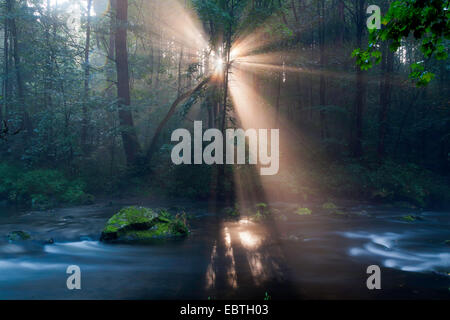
[354,0,449,86]
[114,0,141,166]
[7,0,32,138]
[351,0,368,158]
[81,0,93,154]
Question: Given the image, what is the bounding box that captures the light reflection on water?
[204,220,277,289]
[205,242,217,289]
[224,227,238,288]
[239,231,261,249]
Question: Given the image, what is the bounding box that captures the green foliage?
[410,61,436,86]
[354,0,449,86]
[316,159,450,208]
[170,213,190,236]
[0,162,92,209]
[224,204,240,217]
[252,202,271,221]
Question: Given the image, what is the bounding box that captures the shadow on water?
[0,201,449,300]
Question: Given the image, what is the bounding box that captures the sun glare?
[214,57,224,72]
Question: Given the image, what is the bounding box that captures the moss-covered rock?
[401,215,423,222]
[7,231,31,241]
[321,202,348,216]
[322,202,338,210]
[295,207,312,216]
[100,206,189,242]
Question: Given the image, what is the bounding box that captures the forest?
[0,0,448,210]
[0,0,449,301]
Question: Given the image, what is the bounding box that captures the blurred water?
[0,202,448,299]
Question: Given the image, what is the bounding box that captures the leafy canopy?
[353,0,449,86]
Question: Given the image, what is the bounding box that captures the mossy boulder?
[401,215,423,222]
[322,202,348,216]
[295,207,312,216]
[7,231,31,241]
[100,206,189,243]
[322,202,338,210]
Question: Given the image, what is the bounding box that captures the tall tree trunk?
[107,0,117,174]
[319,0,328,141]
[377,42,393,159]
[275,71,282,127]
[352,0,367,158]
[107,0,116,97]
[2,7,9,123]
[7,0,32,137]
[337,0,345,46]
[81,0,93,153]
[177,46,184,97]
[221,39,231,132]
[115,0,141,166]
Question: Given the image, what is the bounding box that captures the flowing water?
[0,200,448,300]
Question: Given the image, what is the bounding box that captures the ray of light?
[142,0,208,52]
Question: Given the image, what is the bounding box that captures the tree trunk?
[351,0,367,158]
[81,0,93,153]
[275,71,282,127]
[177,47,184,96]
[115,0,141,166]
[338,0,345,46]
[377,42,393,159]
[145,77,210,163]
[319,0,328,141]
[2,8,9,123]
[8,0,32,137]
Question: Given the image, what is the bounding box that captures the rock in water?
[7,231,31,241]
[100,206,189,243]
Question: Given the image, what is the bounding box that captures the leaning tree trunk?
[115,0,141,166]
[145,76,211,163]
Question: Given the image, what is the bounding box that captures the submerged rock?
[7,231,32,241]
[100,206,189,243]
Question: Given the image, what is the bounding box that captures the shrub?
[0,162,93,209]
[314,159,450,208]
